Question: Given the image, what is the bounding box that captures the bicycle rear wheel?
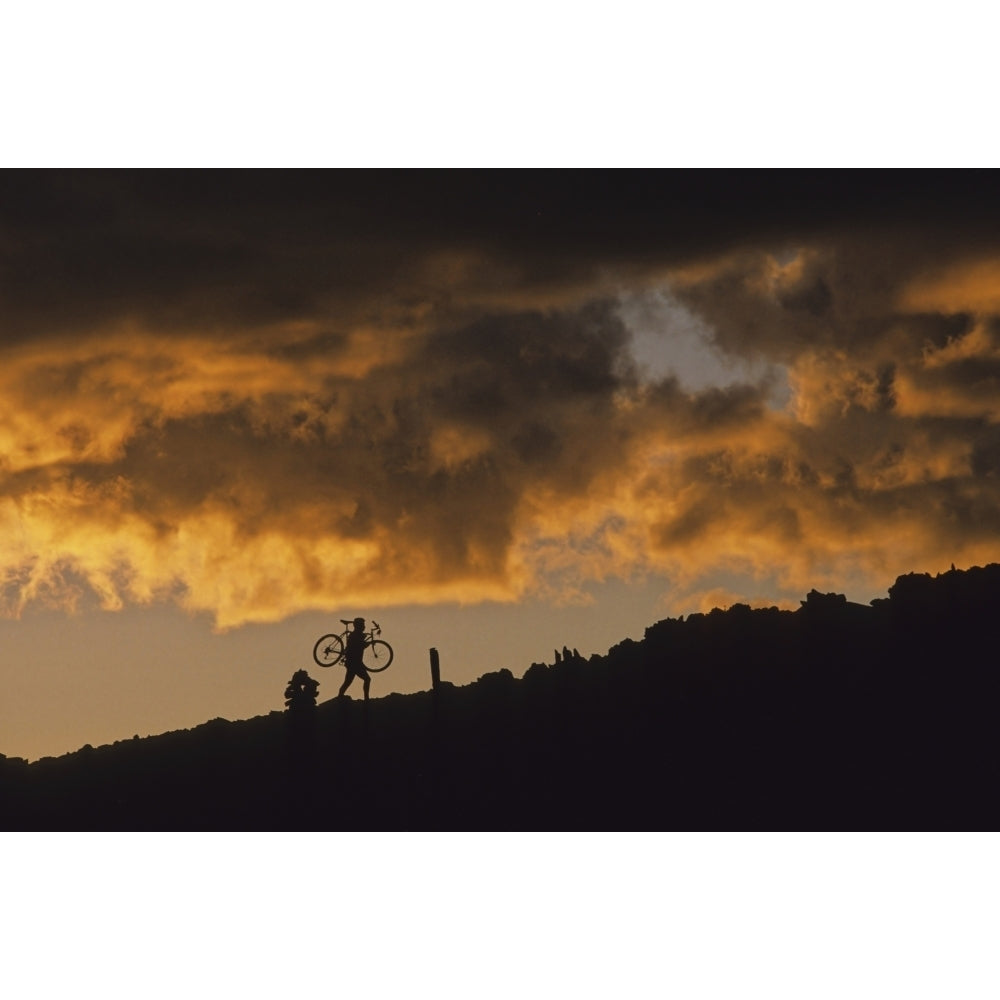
[364,639,394,672]
[313,633,345,667]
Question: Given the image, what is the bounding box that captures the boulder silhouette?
[284,670,319,712]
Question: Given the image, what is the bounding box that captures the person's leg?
[353,664,371,701]
[338,671,354,697]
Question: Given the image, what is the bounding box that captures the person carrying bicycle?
[338,617,372,701]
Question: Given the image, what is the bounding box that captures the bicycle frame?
[312,619,393,670]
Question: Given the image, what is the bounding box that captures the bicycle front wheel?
[364,639,394,672]
[313,633,345,667]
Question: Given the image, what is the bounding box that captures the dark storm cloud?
[134,302,640,547]
[6,170,1000,340]
[4,174,455,337]
[0,289,659,621]
[623,211,1000,606]
[4,170,1000,624]
[670,239,956,364]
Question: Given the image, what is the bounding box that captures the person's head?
[353,617,365,629]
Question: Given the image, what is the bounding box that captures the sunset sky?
[4,170,1000,761]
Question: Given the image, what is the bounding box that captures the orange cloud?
[3,225,1000,633]
[900,258,1000,315]
[679,588,800,615]
[1,315,995,632]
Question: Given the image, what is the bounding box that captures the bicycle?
[312,619,394,672]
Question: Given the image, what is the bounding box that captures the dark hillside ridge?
[4,564,1000,830]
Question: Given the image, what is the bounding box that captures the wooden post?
[430,647,441,691]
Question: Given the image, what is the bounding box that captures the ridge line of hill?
[3,562,999,829]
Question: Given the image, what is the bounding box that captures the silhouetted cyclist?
[338,617,372,701]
